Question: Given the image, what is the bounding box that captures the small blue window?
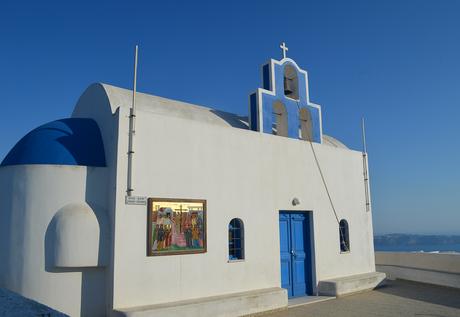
[229,218,244,260]
[339,219,350,252]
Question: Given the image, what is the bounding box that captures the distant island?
[374,234,460,252]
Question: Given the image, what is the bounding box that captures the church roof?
[322,135,349,149]
[1,118,106,167]
[96,83,250,129]
[1,83,349,167]
[93,83,348,149]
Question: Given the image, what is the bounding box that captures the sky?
[1,0,459,235]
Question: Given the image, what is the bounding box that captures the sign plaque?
[125,195,147,205]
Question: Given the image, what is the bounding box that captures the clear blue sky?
[1,0,459,235]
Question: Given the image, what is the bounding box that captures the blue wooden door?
[279,213,293,297]
[279,212,312,298]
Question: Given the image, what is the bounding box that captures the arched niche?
[272,101,288,137]
[299,107,313,141]
[47,203,108,268]
[284,65,299,100]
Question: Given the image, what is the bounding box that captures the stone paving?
[265,279,460,317]
[0,288,68,317]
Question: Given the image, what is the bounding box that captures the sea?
[374,243,460,253]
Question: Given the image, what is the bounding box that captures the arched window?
[229,218,244,260]
[272,101,288,137]
[299,108,313,141]
[339,219,350,252]
[284,65,299,100]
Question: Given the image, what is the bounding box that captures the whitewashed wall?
[0,165,108,316]
[0,83,376,315]
[110,104,375,309]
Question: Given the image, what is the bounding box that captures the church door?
[279,212,313,298]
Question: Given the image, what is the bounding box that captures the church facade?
[0,52,383,316]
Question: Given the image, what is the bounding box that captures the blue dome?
[1,118,106,167]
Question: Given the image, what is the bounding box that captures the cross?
[280,42,288,59]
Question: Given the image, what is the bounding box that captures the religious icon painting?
[147,198,207,256]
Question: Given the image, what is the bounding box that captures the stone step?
[112,287,287,317]
[318,271,386,297]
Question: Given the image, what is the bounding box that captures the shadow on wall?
[82,166,110,317]
[44,168,109,316]
[209,110,249,130]
[0,168,24,293]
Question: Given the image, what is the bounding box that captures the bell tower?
[249,44,322,143]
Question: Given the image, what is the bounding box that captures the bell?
[284,77,294,95]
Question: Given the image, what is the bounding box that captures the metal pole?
[361,117,370,212]
[361,117,367,154]
[127,45,138,196]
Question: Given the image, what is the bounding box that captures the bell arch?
[284,65,299,100]
[299,107,313,141]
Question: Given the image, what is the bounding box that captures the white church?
[0,45,384,317]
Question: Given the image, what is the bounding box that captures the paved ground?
[0,288,68,317]
[265,279,460,317]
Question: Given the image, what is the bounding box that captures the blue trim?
[1,118,106,167]
[249,93,258,131]
[262,64,271,90]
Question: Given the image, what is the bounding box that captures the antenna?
[361,117,370,212]
[127,45,138,196]
[361,117,367,154]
